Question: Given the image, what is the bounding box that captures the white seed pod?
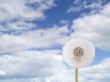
[63,38,95,68]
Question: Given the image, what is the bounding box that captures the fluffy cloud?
[0,0,55,21]
[0,23,69,52]
[0,0,55,33]
[71,3,110,50]
[5,21,36,32]
[0,50,64,79]
[0,50,110,82]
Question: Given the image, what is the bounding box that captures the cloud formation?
[0,50,64,79]
[0,23,69,52]
[0,50,110,82]
[0,0,55,33]
[71,3,110,50]
[0,0,55,21]
[67,0,104,13]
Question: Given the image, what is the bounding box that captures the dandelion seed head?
[63,38,95,68]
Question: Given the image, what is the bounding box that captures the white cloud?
[67,0,103,13]
[71,3,110,50]
[0,71,6,76]
[67,6,82,13]
[0,23,70,52]
[5,21,36,31]
[0,46,109,82]
[0,0,55,32]
[0,21,37,34]
[0,0,55,21]
[0,50,64,79]
[0,50,110,82]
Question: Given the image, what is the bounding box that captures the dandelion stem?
[75,67,78,82]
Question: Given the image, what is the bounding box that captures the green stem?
[75,67,78,82]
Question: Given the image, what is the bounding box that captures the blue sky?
[0,0,110,82]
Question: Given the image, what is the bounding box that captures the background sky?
[0,0,110,82]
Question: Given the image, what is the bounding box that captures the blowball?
[63,38,95,67]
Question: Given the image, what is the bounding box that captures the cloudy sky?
[0,0,110,82]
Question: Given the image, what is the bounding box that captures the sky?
[0,0,110,82]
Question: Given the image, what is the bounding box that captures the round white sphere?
[63,38,95,68]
